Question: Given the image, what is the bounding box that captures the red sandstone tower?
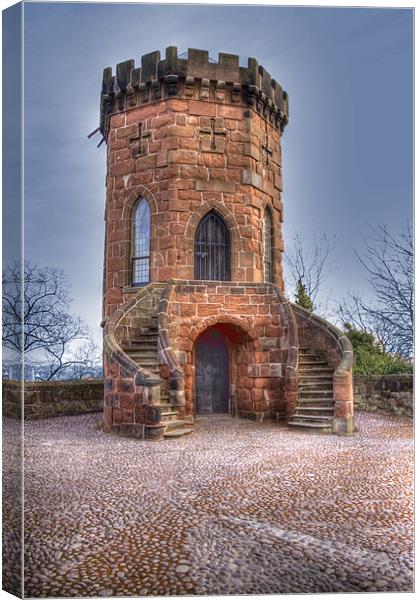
[100,47,354,439]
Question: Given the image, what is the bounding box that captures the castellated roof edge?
[100,46,289,137]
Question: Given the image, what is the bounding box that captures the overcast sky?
[9,1,414,343]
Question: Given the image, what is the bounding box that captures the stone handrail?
[103,286,161,387]
[290,302,353,374]
[157,281,185,406]
[102,284,165,439]
[273,287,299,417]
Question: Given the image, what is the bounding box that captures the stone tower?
[100,47,354,440]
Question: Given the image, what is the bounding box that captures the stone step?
[124,343,157,350]
[299,374,333,381]
[299,377,334,389]
[299,348,324,353]
[299,394,333,400]
[298,395,335,406]
[164,428,194,439]
[295,406,334,413]
[291,413,333,422]
[125,351,158,360]
[130,333,158,342]
[161,412,180,422]
[159,407,176,414]
[289,420,332,430]
[124,342,157,350]
[299,364,334,373]
[299,389,333,396]
[299,399,333,405]
[298,384,333,398]
[299,361,331,367]
[127,357,158,365]
[132,321,158,330]
[299,386,332,391]
[160,407,178,415]
[134,365,160,374]
[164,419,190,432]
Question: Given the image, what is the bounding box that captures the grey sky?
[12,2,414,343]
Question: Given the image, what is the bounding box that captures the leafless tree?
[2,260,101,380]
[339,222,413,357]
[2,261,71,354]
[284,232,336,316]
[38,314,101,381]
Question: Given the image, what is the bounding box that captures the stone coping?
[3,378,103,388]
[100,46,289,137]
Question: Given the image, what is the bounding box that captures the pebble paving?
[2,412,414,596]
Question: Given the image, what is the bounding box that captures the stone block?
[168,150,197,164]
[189,100,216,116]
[195,180,235,193]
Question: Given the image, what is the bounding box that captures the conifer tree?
[295,278,313,312]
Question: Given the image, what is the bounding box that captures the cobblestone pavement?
[3,412,414,597]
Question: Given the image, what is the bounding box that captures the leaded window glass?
[132,198,150,286]
[263,207,274,283]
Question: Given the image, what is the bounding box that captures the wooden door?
[195,328,230,414]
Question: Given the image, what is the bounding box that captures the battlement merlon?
[99,46,289,138]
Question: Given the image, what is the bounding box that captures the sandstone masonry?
[100,47,354,439]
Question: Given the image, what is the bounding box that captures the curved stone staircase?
[288,347,334,432]
[121,300,193,439]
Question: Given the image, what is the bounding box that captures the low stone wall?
[353,374,413,417]
[3,375,413,420]
[2,379,104,420]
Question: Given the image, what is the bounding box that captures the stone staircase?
[121,315,193,439]
[288,347,334,432]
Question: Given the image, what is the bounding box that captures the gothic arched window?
[263,207,274,283]
[132,198,150,286]
[194,211,231,281]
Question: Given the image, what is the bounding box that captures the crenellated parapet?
[100,46,289,138]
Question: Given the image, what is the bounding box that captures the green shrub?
[343,324,413,375]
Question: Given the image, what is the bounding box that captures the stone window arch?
[194,210,231,281]
[263,206,274,283]
[132,197,151,286]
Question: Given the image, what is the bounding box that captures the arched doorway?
[195,327,230,414]
[194,210,231,281]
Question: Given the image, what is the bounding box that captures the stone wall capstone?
[353,374,413,417]
[2,379,104,420]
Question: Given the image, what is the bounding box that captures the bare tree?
[339,222,413,357]
[38,314,101,381]
[284,232,336,315]
[70,340,103,379]
[2,260,101,380]
[2,261,71,355]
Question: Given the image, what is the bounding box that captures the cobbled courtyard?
[3,412,414,597]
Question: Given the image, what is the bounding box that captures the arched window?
[132,198,150,286]
[194,211,231,281]
[263,207,274,283]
